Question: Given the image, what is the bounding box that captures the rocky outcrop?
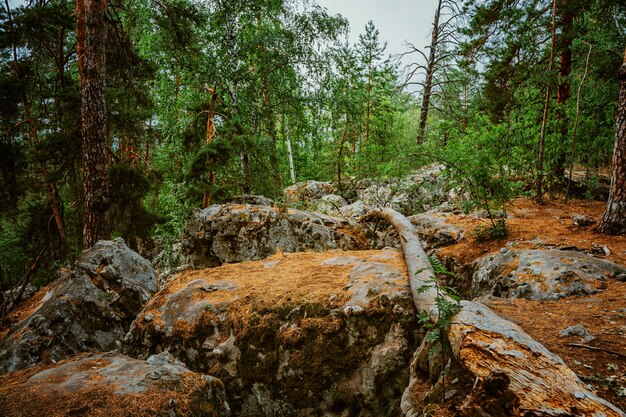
[181,204,366,268]
[125,249,419,417]
[0,351,230,417]
[470,249,626,300]
[284,180,333,203]
[356,165,452,215]
[0,238,156,374]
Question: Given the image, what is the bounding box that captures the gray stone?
[284,180,333,203]
[124,249,418,417]
[572,214,596,227]
[471,249,626,301]
[355,165,452,215]
[0,351,230,416]
[409,211,464,250]
[225,194,275,207]
[0,238,156,374]
[339,200,368,219]
[559,324,590,338]
[309,194,349,216]
[181,204,364,267]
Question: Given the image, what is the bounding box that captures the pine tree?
[78,0,111,248]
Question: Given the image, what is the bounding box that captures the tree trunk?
[367,207,624,416]
[565,42,592,203]
[552,0,574,191]
[202,85,218,208]
[416,0,442,146]
[535,0,558,203]
[599,47,626,234]
[78,0,111,249]
[284,116,296,185]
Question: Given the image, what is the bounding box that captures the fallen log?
[366,207,625,417]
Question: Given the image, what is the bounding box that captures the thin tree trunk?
[285,116,296,185]
[565,42,592,203]
[535,0,558,203]
[599,47,626,234]
[78,0,111,249]
[202,85,218,208]
[417,0,442,145]
[337,114,349,192]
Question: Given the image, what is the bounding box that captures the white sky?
[315,0,439,72]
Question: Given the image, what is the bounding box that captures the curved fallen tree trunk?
[365,207,625,417]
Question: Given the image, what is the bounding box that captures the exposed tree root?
[366,207,625,417]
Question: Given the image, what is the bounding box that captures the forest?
[0,0,624,289]
[1,0,626,416]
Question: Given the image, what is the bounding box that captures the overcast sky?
[315,0,439,71]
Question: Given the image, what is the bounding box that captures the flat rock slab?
[181,204,365,268]
[0,351,230,416]
[471,249,626,300]
[125,249,418,417]
[0,238,156,374]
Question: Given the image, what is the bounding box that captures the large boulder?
[356,165,452,215]
[470,249,626,300]
[124,249,419,417]
[181,204,366,268]
[0,351,230,416]
[0,238,156,374]
[409,211,464,250]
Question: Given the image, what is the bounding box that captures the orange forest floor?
[437,197,626,413]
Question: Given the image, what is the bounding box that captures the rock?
[355,165,452,215]
[470,249,626,301]
[284,180,333,203]
[180,204,365,268]
[224,194,276,207]
[0,351,230,416]
[124,249,418,417]
[0,238,156,374]
[339,200,369,219]
[409,211,464,250]
[1,284,38,316]
[617,273,626,282]
[309,194,348,216]
[572,214,596,227]
[559,324,590,338]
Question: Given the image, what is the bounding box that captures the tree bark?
[367,207,624,416]
[78,0,111,249]
[202,85,218,208]
[552,0,574,190]
[599,47,626,234]
[417,0,442,146]
[535,0,558,203]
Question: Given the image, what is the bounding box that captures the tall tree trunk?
[202,85,218,208]
[284,115,296,185]
[78,0,111,249]
[552,0,574,191]
[535,0,558,203]
[565,42,592,203]
[365,64,372,144]
[599,47,626,234]
[416,0,442,146]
